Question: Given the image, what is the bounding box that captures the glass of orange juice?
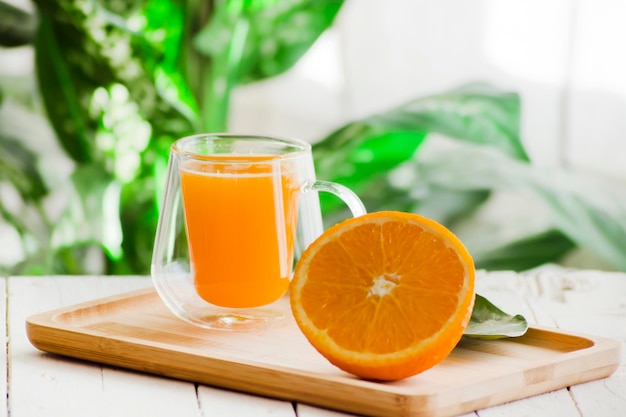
[151,134,366,330]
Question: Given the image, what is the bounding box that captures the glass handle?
[303,180,367,217]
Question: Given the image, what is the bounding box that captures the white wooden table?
[6,268,626,416]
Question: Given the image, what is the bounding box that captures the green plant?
[312,84,626,272]
[1,0,625,281]
[0,0,343,274]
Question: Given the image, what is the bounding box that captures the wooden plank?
[8,276,202,417]
[297,404,362,417]
[25,284,620,417]
[0,278,7,417]
[12,271,626,416]
[298,404,480,417]
[527,270,626,416]
[464,269,626,416]
[10,276,297,417]
[476,389,581,417]
[196,385,295,417]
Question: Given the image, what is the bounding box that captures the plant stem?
[180,0,212,110]
[200,0,250,132]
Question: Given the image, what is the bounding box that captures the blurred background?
[1,0,625,276]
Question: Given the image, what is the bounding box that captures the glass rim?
[171,133,311,162]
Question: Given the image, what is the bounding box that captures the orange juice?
[179,157,299,308]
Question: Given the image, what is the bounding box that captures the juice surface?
[180,158,299,308]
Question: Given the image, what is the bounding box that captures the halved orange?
[290,211,475,381]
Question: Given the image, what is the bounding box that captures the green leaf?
[52,243,103,275]
[464,294,528,339]
[474,229,575,272]
[313,84,523,215]
[34,12,95,163]
[415,140,626,271]
[531,181,626,271]
[369,83,527,161]
[194,0,344,82]
[314,130,427,206]
[177,0,212,108]
[312,78,624,273]
[34,0,197,163]
[31,0,202,273]
[116,175,160,274]
[192,0,343,130]
[0,0,36,47]
[0,135,47,200]
[60,165,123,261]
[138,0,200,129]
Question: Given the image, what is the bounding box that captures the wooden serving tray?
[26,287,620,417]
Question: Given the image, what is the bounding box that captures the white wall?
[231,0,626,181]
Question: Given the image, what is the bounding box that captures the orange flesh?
[290,211,475,380]
[301,221,466,353]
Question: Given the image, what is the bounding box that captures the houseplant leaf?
[194,0,344,83]
[34,12,95,163]
[192,0,344,130]
[414,140,626,271]
[41,164,123,273]
[313,84,523,214]
[33,0,197,162]
[0,0,36,47]
[31,0,203,273]
[0,135,47,200]
[473,229,575,272]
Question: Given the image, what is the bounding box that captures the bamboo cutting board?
[26,287,620,417]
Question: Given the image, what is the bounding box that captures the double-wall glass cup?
[151,134,366,330]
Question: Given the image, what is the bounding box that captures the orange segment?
[289,211,475,381]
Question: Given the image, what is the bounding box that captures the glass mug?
[151,134,366,330]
